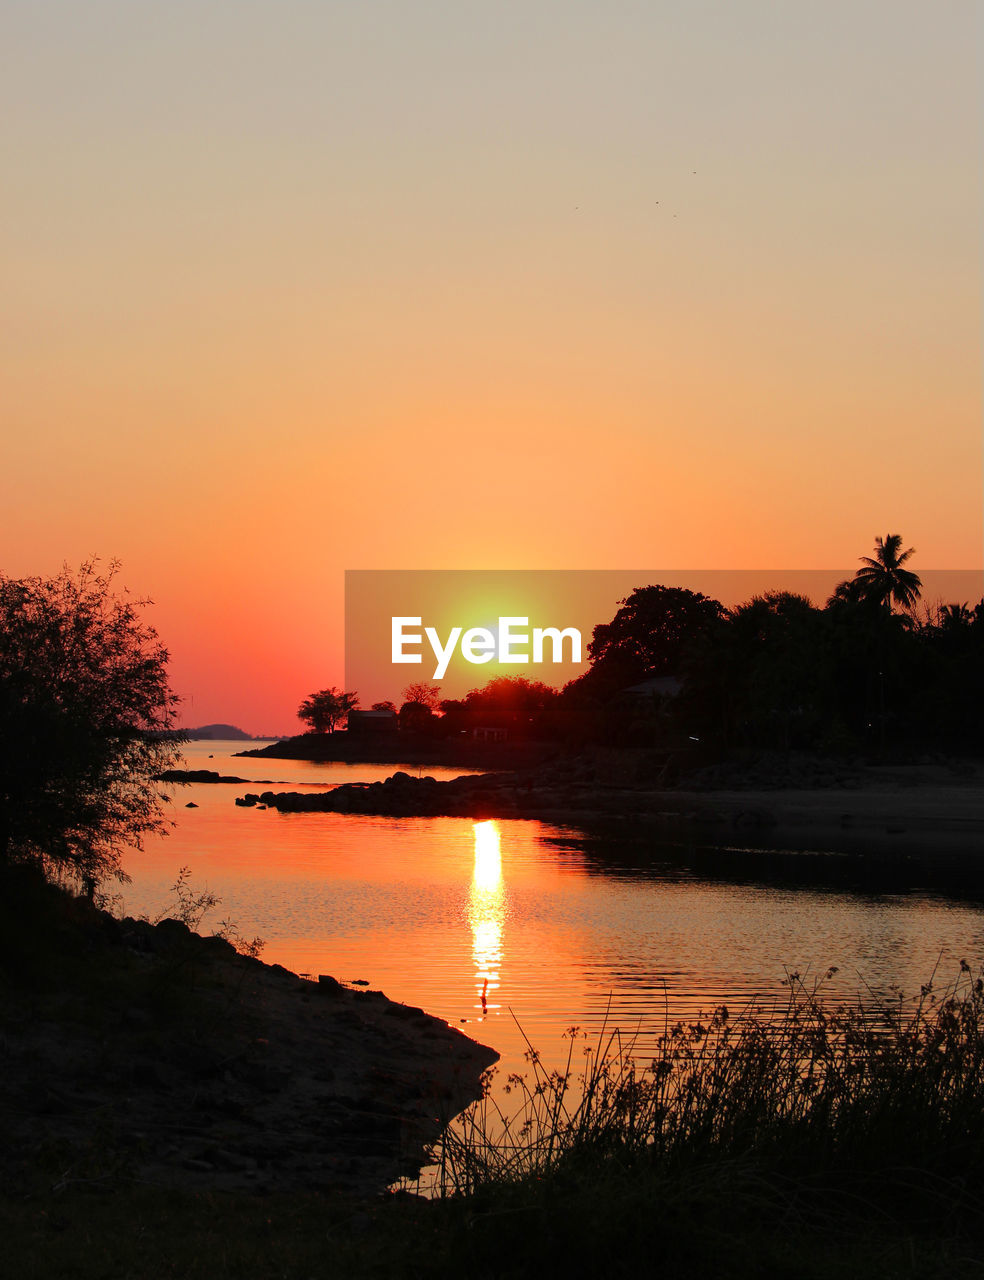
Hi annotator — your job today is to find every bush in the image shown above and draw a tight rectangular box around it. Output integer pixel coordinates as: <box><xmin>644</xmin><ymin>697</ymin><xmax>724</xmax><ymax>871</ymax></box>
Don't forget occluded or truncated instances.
<box><xmin>0</xmin><ymin>559</ymin><xmax>181</xmax><ymax>888</ymax></box>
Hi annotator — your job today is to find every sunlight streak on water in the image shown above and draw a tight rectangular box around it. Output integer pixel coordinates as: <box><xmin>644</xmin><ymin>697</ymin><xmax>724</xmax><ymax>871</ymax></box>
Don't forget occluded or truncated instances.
<box><xmin>472</xmin><ymin>820</ymin><xmax>502</xmax><ymax>893</ymax></box>
<box><xmin>469</xmin><ymin>821</ymin><xmax>504</xmax><ymax>1015</ymax></box>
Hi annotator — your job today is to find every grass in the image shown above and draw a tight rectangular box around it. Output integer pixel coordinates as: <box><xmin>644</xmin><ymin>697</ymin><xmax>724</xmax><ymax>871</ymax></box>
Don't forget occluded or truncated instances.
<box><xmin>436</xmin><ymin>962</ymin><xmax>984</xmax><ymax>1196</ymax></box>
<box><xmin>408</xmin><ymin>963</ymin><xmax>984</xmax><ymax>1276</ymax></box>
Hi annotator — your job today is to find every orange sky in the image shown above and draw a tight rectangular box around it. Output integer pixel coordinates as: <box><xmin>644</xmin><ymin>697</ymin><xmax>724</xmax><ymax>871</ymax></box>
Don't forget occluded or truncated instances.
<box><xmin>2</xmin><ymin>2</ymin><xmax>980</xmax><ymax>732</ymax></box>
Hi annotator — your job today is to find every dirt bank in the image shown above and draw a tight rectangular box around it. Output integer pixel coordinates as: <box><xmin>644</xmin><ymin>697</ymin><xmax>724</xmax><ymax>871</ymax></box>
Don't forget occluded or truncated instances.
<box><xmin>0</xmin><ymin>881</ymin><xmax>496</xmax><ymax>1199</ymax></box>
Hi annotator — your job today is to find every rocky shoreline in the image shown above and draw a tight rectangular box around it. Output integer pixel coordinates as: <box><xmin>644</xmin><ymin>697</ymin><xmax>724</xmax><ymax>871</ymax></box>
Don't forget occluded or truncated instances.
<box><xmin>231</xmin><ymin>756</ymin><xmax>984</xmax><ymax>854</ymax></box>
<box><xmin>235</xmin><ymin>732</ymin><xmax>555</xmax><ymax>770</ymax></box>
<box><xmin>159</xmin><ymin>768</ymin><xmax>273</xmax><ymax>784</ymax></box>
<box><xmin>2</xmin><ymin>890</ymin><xmax>497</xmax><ymax>1199</ymax></box>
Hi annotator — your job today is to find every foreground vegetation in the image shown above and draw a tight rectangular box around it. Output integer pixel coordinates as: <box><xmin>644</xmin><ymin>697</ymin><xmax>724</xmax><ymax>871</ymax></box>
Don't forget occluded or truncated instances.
<box><xmin>439</xmin><ymin>965</ymin><xmax>984</xmax><ymax>1194</ymax></box>
<box><xmin>7</xmin><ymin>928</ymin><xmax>984</xmax><ymax>1278</ymax></box>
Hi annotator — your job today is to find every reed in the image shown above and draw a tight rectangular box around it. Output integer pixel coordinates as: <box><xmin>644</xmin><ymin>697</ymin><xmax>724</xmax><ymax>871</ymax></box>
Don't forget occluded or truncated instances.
<box><xmin>434</xmin><ymin>962</ymin><xmax>984</xmax><ymax>1200</ymax></box>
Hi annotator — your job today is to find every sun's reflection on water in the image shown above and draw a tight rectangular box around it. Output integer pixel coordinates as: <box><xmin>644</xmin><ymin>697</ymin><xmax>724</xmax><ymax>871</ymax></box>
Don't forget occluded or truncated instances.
<box><xmin>469</xmin><ymin>820</ymin><xmax>504</xmax><ymax>1017</ymax></box>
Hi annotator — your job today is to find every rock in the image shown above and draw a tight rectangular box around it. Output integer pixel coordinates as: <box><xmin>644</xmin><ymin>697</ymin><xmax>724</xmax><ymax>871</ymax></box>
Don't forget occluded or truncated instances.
<box><xmin>201</xmin><ymin>934</ymin><xmax>236</xmax><ymax>957</ymax></box>
<box><xmin>158</xmin><ymin>769</ymin><xmax>251</xmax><ymax>784</ymax></box>
<box><xmin>156</xmin><ymin>917</ymin><xmax>192</xmax><ymax>938</ymax></box>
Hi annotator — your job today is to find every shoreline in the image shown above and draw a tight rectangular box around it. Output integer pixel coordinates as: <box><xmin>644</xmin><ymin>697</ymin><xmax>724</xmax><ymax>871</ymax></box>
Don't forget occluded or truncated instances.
<box><xmin>235</xmin><ymin>732</ymin><xmax>556</xmax><ymax>770</ymax></box>
<box><xmin>231</xmin><ymin>758</ymin><xmax>984</xmax><ymax>856</ymax></box>
<box><xmin>1</xmin><ymin>884</ymin><xmax>497</xmax><ymax>1199</ymax></box>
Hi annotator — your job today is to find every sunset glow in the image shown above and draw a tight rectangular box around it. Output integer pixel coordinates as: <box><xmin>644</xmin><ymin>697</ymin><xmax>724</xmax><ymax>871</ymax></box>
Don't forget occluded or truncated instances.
<box><xmin>6</xmin><ymin>7</ymin><xmax>984</xmax><ymax>1259</ymax></box>
<box><xmin>1</xmin><ymin>2</ymin><xmax>979</xmax><ymax>730</ymax></box>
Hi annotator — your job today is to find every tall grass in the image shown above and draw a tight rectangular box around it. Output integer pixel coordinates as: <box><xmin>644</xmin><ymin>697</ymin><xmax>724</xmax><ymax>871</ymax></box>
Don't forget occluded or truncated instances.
<box><xmin>435</xmin><ymin>962</ymin><xmax>984</xmax><ymax>1199</ymax></box>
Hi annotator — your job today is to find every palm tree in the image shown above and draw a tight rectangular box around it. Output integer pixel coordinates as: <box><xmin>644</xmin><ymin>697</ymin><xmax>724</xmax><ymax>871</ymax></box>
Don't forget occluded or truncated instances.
<box><xmin>938</xmin><ymin>602</ymin><xmax>973</xmax><ymax>631</ymax></box>
<box><xmin>851</xmin><ymin>534</ymin><xmax>922</xmax><ymax>613</ymax></box>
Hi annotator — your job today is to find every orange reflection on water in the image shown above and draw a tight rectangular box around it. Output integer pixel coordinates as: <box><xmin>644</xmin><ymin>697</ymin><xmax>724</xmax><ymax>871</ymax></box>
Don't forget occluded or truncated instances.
<box><xmin>469</xmin><ymin>820</ymin><xmax>504</xmax><ymax>1017</ymax></box>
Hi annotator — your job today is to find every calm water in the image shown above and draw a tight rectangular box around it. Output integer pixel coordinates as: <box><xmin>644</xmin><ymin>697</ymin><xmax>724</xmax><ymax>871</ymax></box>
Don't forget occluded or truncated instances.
<box><xmin>125</xmin><ymin>742</ymin><xmax>984</xmax><ymax>1085</ymax></box>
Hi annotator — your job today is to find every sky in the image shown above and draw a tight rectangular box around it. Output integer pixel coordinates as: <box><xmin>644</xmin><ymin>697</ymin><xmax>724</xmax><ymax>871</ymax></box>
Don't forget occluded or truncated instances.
<box><xmin>2</xmin><ymin>1</ymin><xmax>980</xmax><ymax>732</ymax></box>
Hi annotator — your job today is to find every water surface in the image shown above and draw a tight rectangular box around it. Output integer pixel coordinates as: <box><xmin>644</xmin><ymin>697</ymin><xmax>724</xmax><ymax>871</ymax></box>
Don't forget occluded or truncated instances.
<box><xmin>126</xmin><ymin>742</ymin><xmax>984</xmax><ymax>1083</ymax></box>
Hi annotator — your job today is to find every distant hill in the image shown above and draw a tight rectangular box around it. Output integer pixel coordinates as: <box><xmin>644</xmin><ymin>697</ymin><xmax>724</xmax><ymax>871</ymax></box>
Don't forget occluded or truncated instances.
<box><xmin>182</xmin><ymin>724</ymin><xmax>254</xmax><ymax>741</ymax></box>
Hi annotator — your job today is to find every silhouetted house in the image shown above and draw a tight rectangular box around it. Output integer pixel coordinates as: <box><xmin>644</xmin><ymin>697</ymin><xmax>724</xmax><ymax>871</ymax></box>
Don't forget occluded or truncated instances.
<box><xmin>620</xmin><ymin>676</ymin><xmax>683</xmax><ymax>701</ymax></box>
<box><xmin>472</xmin><ymin>726</ymin><xmax>507</xmax><ymax>743</ymax></box>
<box><xmin>347</xmin><ymin>709</ymin><xmax>399</xmax><ymax>737</ymax></box>
<box><xmin>615</xmin><ymin>675</ymin><xmax>685</xmax><ymax>746</ymax></box>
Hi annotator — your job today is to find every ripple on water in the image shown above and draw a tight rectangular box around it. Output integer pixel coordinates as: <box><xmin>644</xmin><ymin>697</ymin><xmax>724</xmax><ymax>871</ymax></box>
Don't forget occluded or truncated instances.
<box><xmin>129</xmin><ymin>744</ymin><xmax>984</xmax><ymax>1088</ymax></box>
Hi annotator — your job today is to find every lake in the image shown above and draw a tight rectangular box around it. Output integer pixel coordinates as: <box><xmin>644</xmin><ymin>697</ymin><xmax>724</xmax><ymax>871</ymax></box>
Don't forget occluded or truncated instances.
<box><xmin>125</xmin><ymin>741</ymin><xmax>984</xmax><ymax>1093</ymax></box>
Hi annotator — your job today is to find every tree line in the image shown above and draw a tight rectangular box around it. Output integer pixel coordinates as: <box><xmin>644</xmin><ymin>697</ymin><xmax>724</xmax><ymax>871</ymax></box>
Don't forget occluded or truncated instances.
<box><xmin>301</xmin><ymin>535</ymin><xmax>983</xmax><ymax>755</ymax></box>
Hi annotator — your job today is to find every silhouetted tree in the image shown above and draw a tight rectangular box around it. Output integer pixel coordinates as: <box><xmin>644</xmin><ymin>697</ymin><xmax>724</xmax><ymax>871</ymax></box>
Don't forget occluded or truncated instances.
<box><xmin>398</xmin><ymin>701</ymin><xmax>436</xmax><ymax>734</ymax></box>
<box><xmin>463</xmin><ymin>676</ymin><xmax>560</xmax><ymax>735</ymax></box>
<box><xmin>936</xmin><ymin>602</ymin><xmax>976</xmax><ymax>633</ymax></box>
<box><xmin>840</xmin><ymin>534</ymin><xmax>922</xmax><ymax>613</ymax></box>
<box><xmin>824</xmin><ymin>575</ymin><xmax>921</xmax><ymax>752</ymax></box>
<box><xmin>298</xmin><ymin>688</ymin><xmax>358</xmax><ymax>734</ymax></box>
<box><xmin>0</xmin><ymin>561</ymin><xmax>181</xmax><ymax>888</ymax></box>
<box><xmin>827</xmin><ymin>578</ymin><xmax>867</xmax><ymax>607</ymax></box>
<box><xmin>590</xmin><ymin>585</ymin><xmax>724</xmax><ymax>673</ymax></box>
<box><xmin>401</xmin><ymin>682</ymin><xmax>442</xmax><ymax>711</ymax></box>
<box><xmin>567</xmin><ymin>585</ymin><xmax>726</xmax><ymax>703</ymax></box>
<box><xmin>827</xmin><ymin>534</ymin><xmax>923</xmax><ymax>737</ymax></box>
<box><xmin>437</xmin><ymin>698</ymin><xmax>468</xmax><ymax>736</ymax></box>
<box><xmin>911</xmin><ymin>597</ymin><xmax>984</xmax><ymax>751</ymax></box>
<box><xmin>719</xmin><ymin>592</ymin><xmax>831</xmax><ymax>750</ymax></box>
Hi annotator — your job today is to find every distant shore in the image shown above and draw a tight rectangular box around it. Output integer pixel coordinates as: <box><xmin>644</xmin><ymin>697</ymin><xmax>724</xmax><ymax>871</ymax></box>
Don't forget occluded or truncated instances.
<box><xmin>235</xmin><ymin>731</ymin><xmax>556</xmax><ymax>770</ymax></box>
